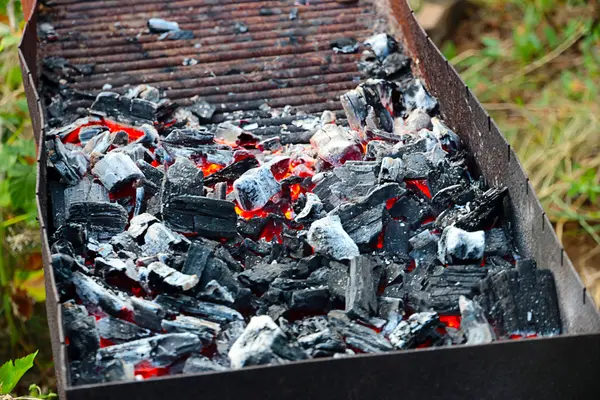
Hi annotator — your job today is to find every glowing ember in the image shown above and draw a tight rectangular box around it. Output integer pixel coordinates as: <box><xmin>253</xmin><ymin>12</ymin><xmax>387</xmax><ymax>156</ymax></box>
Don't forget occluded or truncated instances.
<box><xmin>100</xmin><ymin>337</ymin><xmax>115</xmax><ymax>348</ymax></box>
<box><xmin>61</xmin><ymin>119</ymin><xmax>145</xmax><ymax>144</ymax></box>
<box><xmin>385</xmin><ymin>197</ymin><xmax>399</xmax><ymax>210</ymax></box>
<box><xmin>439</xmin><ymin>315</ymin><xmax>461</xmax><ymax>329</ymax></box>
<box><xmin>259</xmin><ymin>219</ymin><xmax>284</xmax><ymax>244</ymax></box>
<box><xmin>134</xmin><ymin>361</ymin><xmax>169</xmax><ymax>379</ymax></box>
<box><xmin>201</xmin><ymin>163</ymin><xmax>224</xmax><ymax>176</ymax></box>
<box><xmin>235</xmin><ymin>204</ymin><xmax>270</xmax><ymax>220</ymax></box>
<box><xmin>290</xmin><ymin>183</ymin><xmax>303</xmax><ymax>201</ymax></box>
<box><xmin>405</xmin><ymin>179</ymin><xmax>431</xmax><ymax>198</ymax></box>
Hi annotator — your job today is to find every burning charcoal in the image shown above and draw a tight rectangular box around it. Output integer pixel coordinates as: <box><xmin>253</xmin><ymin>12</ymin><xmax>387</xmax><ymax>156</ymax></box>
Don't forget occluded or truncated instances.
<box><xmin>307</xmin><ymin>215</ymin><xmax>359</xmax><ymax>261</ymax></box>
<box><xmin>162</xmin><ymin>315</ymin><xmax>220</xmax><ymax>344</ymax></box>
<box><xmin>312</xmin><ymin>172</ymin><xmax>343</xmax><ymax>211</ymax></box>
<box><xmin>233</xmin><ymin>166</ymin><xmax>280</xmax><ymax>211</ymax></box>
<box><xmin>228</xmin><ymin>315</ymin><xmax>308</xmax><ymax>368</ymax></box>
<box><xmin>432</xmin><ymin>117</ymin><xmax>461</xmax><ymax>152</ymax></box>
<box><xmin>436</xmin><ymin>187</ymin><xmax>508</xmax><ymax>231</ymax></box>
<box><xmin>391</xmin><ymin>137</ymin><xmax>428</xmax><ymax>158</ymax></box>
<box><xmin>162</xmin><ymin>157</ymin><xmax>204</xmax><ymax>199</ymax></box>
<box><xmin>421</xmin><ymin>265</ymin><xmax>488</xmax><ymax>314</ymax></box>
<box><xmin>136</xmin><ymin>159</ymin><xmax>164</xmax><ymax>193</ymax></box>
<box><xmin>258</xmin><ymin>136</ymin><xmax>282</xmax><ymax>152</ymax></box>
<box><xmin>62</xmin><ymin>301</ymin><xmax>100</xmax><ymax>361</ymax></box>
<box><xmin>389</xmin><ymin>312</ymin><xmax>441</xmax><ymax>349</ymax></box>
<box><xmin>71</xmin><ymin>271</ymin><xmax>132</xmax><ymax>317</ymax></box>
<box><xmin>204</xmin><ymin>157</ymin><xmax>258</xmax><ymax>186</ymax></box>
<box><xmin>383</xmin><ymin>219</ymin><xmax>410</xmax><ymax>257</ymax></box>
<box><xmin>95</xmin><ymin>257</ymin><xmax>138</xmax><ymax>282</ymax></box>
<box><xmin>403</xmin><ymin>79</ymin><xmax>438</xmax><ymax>114</ymax></box>
<box><xmin>183</xmin><ymin>355</ymin><xmax>226</xmax><ymax>373</ymax></box>
<box><xmin>110</xmin><ymin>232</ymin><xmax>141</xmax><ymax>254</ymax></box>
<box><xmin>215</xmin><ymin>121</ymin><xmax>245</xmax><ymax>143</ymax></box>
<box><xmin>365</xmin><ymin>140</ymin><xmax>394</xmax><ymax>160</ymax></box>
<box><xmin>294</xmin><ymin>193</ymin><xmax>325</xmax><ymax>223</ymax></box>
<box><xmin>484</xmin><ymin>228</ymin><xmax>512</xmax><ymax>257</ymax></box>
<box><xmin>379</xmin><ymin>157</ymin><xmax>405</xmax><ymax>183</ymax></box>
<box><xmin>340</xmin><ymin>82</ymin><xmax>396</xmax><ymax>135</ymax></box>
<box><xmin>98</xmin><ymin>333</ymin><xmax>201</xmax><ymax>367</ymax></box>
<box><xmin>310</xmin><ymin>124</ymin><xmax>362</xmax><ymax>167</ymax></box>
<box><xmin>141</xmin><ymin>223</ymin><xmax>188</xmax><ymax>255</ymax></box>
<box><xmin>328</xmin><ymin>310</ymin><xmax>393</xmax><ymax>353</ymax></box>
<box><xmin>131</xmin><ymin>296</ymin><xmax>166</xmax><ymax>331</ymax></box>
<box><xmin>402</xmin><ymin>152</ymin><xmax>432</xmax><ymax>179</ymax></box>
<box><xmin>128</xmin><ymin>213</ymin><xmax>159</xmax><ymax>240</ymax></box>
<box><xmin>297</xmin><ymin>329</ymin><xmax>346</xmax><ymax>358</ymax></box>
<box><xmin>438</xmin><ymin>226</ymin><xmax>485</xmax><ymax>265</ymax></box>
<box><xmin>163</xmin><ymin>128</ymin><xmax>214</xmax><ymax>147</ymax></box>
<box><xmin>287</xmin><ymin>286</ymin><xmax>330</xmax><ymax>313</ymax></box>
<box><xmin>188</xmin><ymin>98</ymin><xmax>217</xmax><ymax>122</ymax></box>
<box><xmin>382</xmin><ymin>52</ymin><xmax>411</xmax><ymax>78</ymax></box>
<box><xmin>478</xmin><ymin>259</ymin><xmax>561</xmax><ymax>336</ymax></box>
<box><xmin>78</xmin><ymin>125</ymin><xmax>107</xmax><ymax>145</ymax></box>
<box><xmin>332</xmin><ymin>183</ymin><xmax>405</xmax><ymax>245</ymax></box>
<box><xmin>178</xmin><ymin>298</ymin><xmax>243</xmax><ymax>324</ymax></box>
<box><xmin>146</xmin><ymin>261</ymin><xmax>199</xmax><ymax>293</ymax></box>
<box><xmin>197</xmin><ymin>279</ymin><xmax>235</xmax><ymax>305</ymax></box>
<box><xmin>459</xmin><ymin>296</ymin><xmax>496</xmax><ymax>345</ymax></box>
<box><xmin>198</xmin><ymin>257</ymin><xmax>246</xmax><ymax>303</ymax></box>
<box><xmin>395</xmin><ymin>109</ymin><xmax>432</xmax><ymax>135</ymax></box>
<box><xmin>345</xmin><ymin>256</ymin><xmax>377</xmax><ymax>320</ymax></box>
<box><xmin>47</xmin><ymin>137</ymin><xmax>88</xmax><ymax>185</ymax></box>
<box><xmin>148</xmin><ymin>18</ymin><xmax>180</xmax><ymax>33</ymax></box>
<box><xmin>330</xmin><ymin>37</ymin><xmax>359</xmax><ymax>54</ymax></box>
<box><xmin>96</xmin><ymin>317</ymin><xmax>152</xmax><ymax>343</ymax></box>
<box><xmin>388</xmin><ymin>192</ymin><xmax>432</xmax><ymax>228</ymax></box>
<box><xmin>238</xmin><ymin>262</ymin><xmax>302</xmax><ymax>294</ymax></box>
<box><xmin>364</xmin><ymin>33</ymin><xmax>397</xmax><ymax>60</ymax></box>
<box><xmin>92</xmin><ymin>152</ymin><xmax>144</xmax><ymax>192</ymax></box>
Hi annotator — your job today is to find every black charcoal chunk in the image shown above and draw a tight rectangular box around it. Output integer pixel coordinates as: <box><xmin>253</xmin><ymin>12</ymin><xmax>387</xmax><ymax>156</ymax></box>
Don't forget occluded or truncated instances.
<box><xmin>47</xmin><ymin>137</ymin><xmax>87</xmax><ymax>185</ymax></box>
<box><xmin>110</xmin><ymin>232</ymin><xmax>141</xmax><ymax>254</ymax></box>
<box><xmin>95</xmin><ymin>257</ymin><xmax>138</xmax><ymax>282</ymax></box>
<box><xmin>365</xmin><ymin>140</ymin><xmax>394</xmax><ymax>161</ymax></box>
<box><xmin>52</xmin><ymin>253</ymin><xmax>77</xmax><ymax>298</ymax></box>
<box><xmin>146</xmin><ymin>261</ymin><xmax>199</xmax><ymax>293</ymax></box>
<box><xmin>478</xmin><ymin>259</ymin><xmax>561</xmax><ymax>336</ymax></box>
<box><xmin>402</xmin><ymin>152</ymin><xmax>432</xmax><ymax>179</ymax></box>
<box><xmin>330</xmin><ymin>37</ymin><xmax>359</xmax><ymax>54</ymax></box>
<box><xmin>294</xmin><ymin>193</ymin><xmax>325</xmax><ymax>223</ymax></box>
<box><xmin>183</xmin><ymin>355</ymin><xmax>226</xmax><ymax>373</ymax></box>
<box><xmin>421</xmin><ymin>265</ymin><xmax>488</xmax><ymax>314</ymax></box>
<box><xmin>72</xmin><ymin>271</ymin><xmax>132</xmax><ymax>317</ymax></box>
<box><xmin>436</xmin><ymin>187</ymin><xmax>508</xmax><ymax>231</ymax></box>
<box><xmin>136</xmin><ymin>159</ymin><xmax>164</xmax><ymax>195</ymax></box>
<box><xmin>92</xmin><ymin>152</ymin><xmax>144</xmax><ymax>192</ymax></box>
<box><xmin>162</xmin><ymin>315</ymin><xmax>220</xmax><ymax>344</ymax></box>
<box><xmin>345</xmin><ymin>256</ymin><xmax>377</xmax><ymax>320</ymax></box>
<box><xmin>333</xmin><ymin>161</ymin><xmax>380</xmax><ymax>201</ymax></box>
<box><xmin>328</xmin><ymin>310</ymin><xmax>393</xmax><ymax>353</ymax></box>
<box><xmin>382</xmin><ymin>52</ymin><xmax>411</xmax><ymax>78</ymax></box>
<box><xmin>62</xmin><ymin>301</ymin><xmax>100</xmax><ymax>361</ymax></box>
<box><xmin>378</xmin><ymin>297</ymin><xmax>403</xmax><ymax>335</ymax></box>
<box><xmin>163</xmin><ymin>128</ymin><xmax>214</xmax><ymax>147</ymax></box>
<box><xmin>67</xmin><ymin>202</ymin><xmax>128</xmax><ymax>241</ymax></box>
<box><xmin>459</xmin><ymin>296</ymin><xmax>495</xmax><ymax>345</ymax></box>
<box><xmin>389</xmin><ymin>192</ymin><xmax>432</xmax><ymax>228</ymax></box>
<box><xmin>96</xmin><ymin>317</ymin><xmax>152</xmax><ymax>343</ymax></box>
<box><xmin>409</xmin><ymin>229</ymin><xmax>440</xmax><ymax>267</ymax></box>
<box><xmin>148</xmin><ymin>18</ymin><xmax>180</xmax><ymax>33</ymax></box>
<box><xmin>70</xmin><ymin>359</ymin><xmax>134</xmax><ymax>386</ymax></box>
<box><xmin>287</xmin><ymin>286</ymin><xmax>330</xmax><ymax>313</ymax></box>
<box><xmin>98</xmin><ymin>333</ymin><xmax>201</xmax><ymax>367</ymax></box>
<box><xmin>430</xmin><ymin>184</ymin><xmax>475</xmax><ymax>213</ymax></box>
<box><xmin>228</xmin><ymin>316</ymin><xmax>308</xmax><ymax>368</ymax></box>
<box><xmin>163</xmin><ymin>195</ymin><xmax>237</xmax><ymax>239</ymax></box>
<box><xmin>332</xmin><ymin>183</ymin><xmax>405</xmax><ymax>245</ymax></box>
<box><xmin>181</xmin><ymin>240</ymin><xmax>215</xmax><ymax>277</ymax></box>
<box><xmin>438</xmin><ymin>226</ymin><xmax>485</xmax><ymax>265</ymax></box>
<box><xmin>312</xmin><ymin>172</ymin><xmax>343</xmax><ymax>211</ymax></box>
<box><xmin>238</xmin><ymin>262</ymin><xmax>302</xmax><ymax>294</ymax></box>
<box><xmin>188</xmin><ymin>98</ymin><xmax>217</xmax><ymax>121</ymax></box>
<box><xmin>310</xmin><ymin>124</ymin><xmax>362</xmax><ymax>167</ymax></box>
<box><xmin>379</xmin><ymin>157</ymin><xmax>405</xmax><ymax>183</ymax></box>
<box><xmin>233</xmin><ymin>166</ymin><xmax>280</xmax><ymax>211</ymax></box>
<box><xmin>180</xmin><ymin>297</ymin><xmax>244</xmax><ymax>324</ymax></box>
<box><xmin>306</xmin><ymin>215</ymin><xmax>359</xmax><ymax>261</ymax></box>
<box><xmin>164</xmin><ymin>29</ymin><xmax>194</xmax><ymax>40</ymax></box>
<box><xmin>389</xmin><ymin>312</ymin><xmax>440</xmax><ymax>349</ymax></box>
<box><xmin>197</xmin><ymin>279</ymin><xmax>235</xmax><ymax>305</ymax></box>
<box><xmin>163</xmin><ymin>157</ymin><xmax>203</xmax><ymax>199</ymax></box>
<box><xmin>131</xmin><ymin>296</ymin><xmax>166</xmax><ymax>331</ymax></box>
<box><xmin>484</xmin><ymin>228</ymin><xmax>512</xmax><ymax>257</ymax></box>
<box><xmin>383</xmin><ymin>219</ymin><xmax>410</xmax><ymax>257</ymax></box>
<box><xmin>297</xmin><ymin>328</ymin><xmax>346</xmax><ymax>358</ymax></box>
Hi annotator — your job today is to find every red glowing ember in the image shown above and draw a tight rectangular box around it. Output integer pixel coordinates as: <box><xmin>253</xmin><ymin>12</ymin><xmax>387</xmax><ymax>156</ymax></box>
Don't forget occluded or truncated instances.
<box><xmin>439</xmin><ymin>315</ymin><xmax>461</xmax><ymax>329</ymax></box>
<box><xmin>405</xmin><ymin>179</ymin><xmax>431</xmax><ymax>198</ymax></box>
<box><xmin>62</xmin><ymin>119</ymin><xmax>145</xmax><ymax>145</ymax></box>
<box><xmin>260</xmin><ymin>219</ymin><xmax>284</xmax><ymax>244</ymax></box>
<box><xmin>235</xmin><ymin>204</ymin><xmax>270</xmax><ymax>220</ymax></box>
<box><xmin>134</xmin><ymin>361</ymin><xmax>169</xmax><ymax>379</ymax></box>
<box><xmin>100</xmin><ymin>337</ymin><xmax>115</xmax><ymax>348</ymax></box>
<box><xmin>201</xmin><ymin>163</ymin><xmax>224</xmax><ymax>176</ymax></box>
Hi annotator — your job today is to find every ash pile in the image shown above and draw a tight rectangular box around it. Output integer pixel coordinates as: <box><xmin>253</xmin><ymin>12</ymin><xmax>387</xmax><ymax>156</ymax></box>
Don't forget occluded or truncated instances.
<box><xmin>44</xmin><ymin>33</ymin><xmax>561</xmax><ymax>385</ymax></box>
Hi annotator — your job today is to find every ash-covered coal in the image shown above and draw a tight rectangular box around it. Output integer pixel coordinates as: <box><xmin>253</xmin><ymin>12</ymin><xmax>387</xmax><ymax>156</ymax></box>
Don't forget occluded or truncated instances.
<box><xmin>43</xmin><ymin>29</ymin><xmax>561</xmax><ymax>386</ymax></box>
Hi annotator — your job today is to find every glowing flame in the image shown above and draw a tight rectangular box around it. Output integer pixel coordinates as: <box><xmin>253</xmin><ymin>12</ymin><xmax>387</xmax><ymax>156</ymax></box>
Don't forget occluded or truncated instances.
<box><xmin>134</xmin><ymin>361</ymin><xmax>169</xmax><ymax>379</ymax></box>
<box><xmin>259</xmin><ymin>219</ymin><xmax>283</xmax><ymax>244</ymax></box>
<box><xmin>439</xmin><ymin>315</ymin><xmax>461</xmax><ymax>329</ymax></box>
<box><xmin>235</xmin><ymin>204</ymin><xmax>270</xmax><ymax>220</ymax></box>
<box><xmin>201</xmin><ymin>163</ymin><xmax>224</xmax><ymax>176</ymax></box>
<box><xmin>405</xmin><ymin>179</ymin><xmax>432</xmax><ymax>198</ymax></box>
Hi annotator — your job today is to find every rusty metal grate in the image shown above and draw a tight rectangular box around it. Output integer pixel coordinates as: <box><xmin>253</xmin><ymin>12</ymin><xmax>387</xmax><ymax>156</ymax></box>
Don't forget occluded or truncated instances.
<box><xmin>40</xmin><ymin>0</ymin><xmax>379</xmax><ymax>120</ymax></box>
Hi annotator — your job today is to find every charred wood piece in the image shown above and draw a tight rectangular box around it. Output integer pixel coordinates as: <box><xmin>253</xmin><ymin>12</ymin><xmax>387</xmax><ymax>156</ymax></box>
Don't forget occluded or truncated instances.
<box><xmin>345</xmin><ymin>256</ymin><xmax>377</xmax><ymax>320</ymax></box>
<box><xmin>92</xmin><ymin>152</ymin><xmax>144</xmax><ymax>192</ymax></box>
<box><xmin>438</xmin><ymin>226</ymin><xmax>485</xmax><ymax>265</ymax></box>
<box><xmin>96</xmin><ymin>317</ymin><xmax>152</xmax><ymax>343</ymax></box>
<box><xmin>233</xmin><ymin>166</ymin><xmax>280</xmax><ymax>211</ymax></box>
<box><xmin>62</xmin><ymin>301</ymin><xmax>100</xmax><ymax>361</ymax></box>
<box><xmin>389</xmin><ymin>312</ymin><xmax>441</xmax><ymax>349</ymax></box>
<box><xmin>310</xmin><ymin>124</ymin><xmax>362</xmax><ymax>167</ymax></box>
<box><xmin>306</xmin><ymin>215</ymin><xmax>359</xmax><ymax>261</ymax></box>
<box><xmin>162</xmin><ymin>315</ymin><xmax>220</xmax><ymax>345</ymax></box>
<box><xmin>459</xmin><ymin>296</ymin><xmax>496</xmax><ymax>345</ymax></box>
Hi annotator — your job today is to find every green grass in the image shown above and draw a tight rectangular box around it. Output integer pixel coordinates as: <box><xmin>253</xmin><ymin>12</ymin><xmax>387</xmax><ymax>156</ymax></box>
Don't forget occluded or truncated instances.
<box><xmin>442</xmin><ymin>0</ymin><xmax>600</xmax><ymax>301</ymax></box>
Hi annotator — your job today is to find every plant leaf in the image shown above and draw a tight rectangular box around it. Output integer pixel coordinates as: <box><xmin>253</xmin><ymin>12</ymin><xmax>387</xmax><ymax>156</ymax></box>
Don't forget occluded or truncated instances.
<box><xmin>0</xmin><ymin>350</ymin><xmax>38</xmax><ymax>394</ymax></box>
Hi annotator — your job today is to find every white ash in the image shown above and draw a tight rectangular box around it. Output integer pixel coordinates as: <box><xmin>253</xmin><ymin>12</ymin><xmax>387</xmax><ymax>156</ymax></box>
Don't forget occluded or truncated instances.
<box><xmin>228</xmin><ymin>315</ymin><xmax>308</xmax><ymax>369</ymax></box>
<box><xmin>295</xmin><ymin>193</ymin><xmax>325</xmax><ymax>223</ymax></box>
<box><xmin>394</xmin><ymin>109</ymin><xmax>432</xmax><ymax>135</ymax></box>
<box><xmin>127</xmin><ymin>213</ymin><xmax>159</xmax><ymax>239</ymax></box>
<box><xmin>310</xmin><ymin>124</ymin><xmax>362</xmax><ymax>167</ymax></box>
<box><xmin>364</xmin><ymin>33</ymin><xmax>393</xmax><ymax>60</ymax></box>
<box><xmin>233</xmin><ymin>165</ymin><xmax>281</xmax><ymax>211</ymax></box>
<box><xmin>306</xmin><ymin>214</ymin><xmax>359</xmax><ymax>261</ymax></box>
<box><xmin>147</xmin><ymin>261</ymin><xmax>199</xmax><ymax>292</ymax></box>
<box><xmin>459</xmin><ymin>296</ymin><xmax>496</xmax><ymax>345</ymax></box>
<box><xmin>438</xmin><ymin>226</ymin><xmax>485</xmax><ymax>264</ymax></box>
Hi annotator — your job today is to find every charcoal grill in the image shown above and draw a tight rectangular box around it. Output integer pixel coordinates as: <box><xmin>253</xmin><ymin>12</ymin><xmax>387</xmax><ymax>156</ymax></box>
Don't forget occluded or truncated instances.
<box><xmin>19</xmin><ymin>0</ymin><xmax>600</xmax><ymax>399</ymax></box>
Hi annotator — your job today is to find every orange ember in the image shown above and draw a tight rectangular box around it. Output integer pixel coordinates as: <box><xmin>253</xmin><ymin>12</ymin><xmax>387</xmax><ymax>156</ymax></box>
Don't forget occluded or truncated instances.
<box><xmin>260</xmin><ymin>219</ymin><xmax>284</xmax><ymax>244</ymax></box>
<box><xmin>405</xmin><ymin>179</ymin><xmax>431</xmax><ymax>198</ymax></box>
<box><xmin>62</xmin><ymin>119</ymin><xmax>145</xmax><ymax>144</ymax></box>
<box><xmin>235</xmin><ymin>204</ymin><xmax>270</xmax><ymax>220</ymax></box>
<box><xmin>439</xmin><ymin>315</ymin><xmax>461</xmax><ymax>329</ymax></box>
<box><xmin>290</xmin><ymin>183</ymin><xmax>303</xmax><ymax>201</ymax></box>
<box><xmin>134</xmin><ymin>361</ymin><xmax>169</xmax><ymax>379</ymax></box>
<box><xmin>376</xmin><ymin>230</ymin><xmax>385</xmax><ymax>249</ymax></box>
<box><xmin>201</xmin><ymin>163</ymin><xmax>224</xmax><ymax>176</ymax></box>
<box><xmin>385</xmin><ymin>197</ymin><xmax>399</xmax><ymax>210</ymax></box>
<box><xmin>284</xmin><ymin>209</ymin><xmax>294</xmax><ymax>220</ymax></box>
